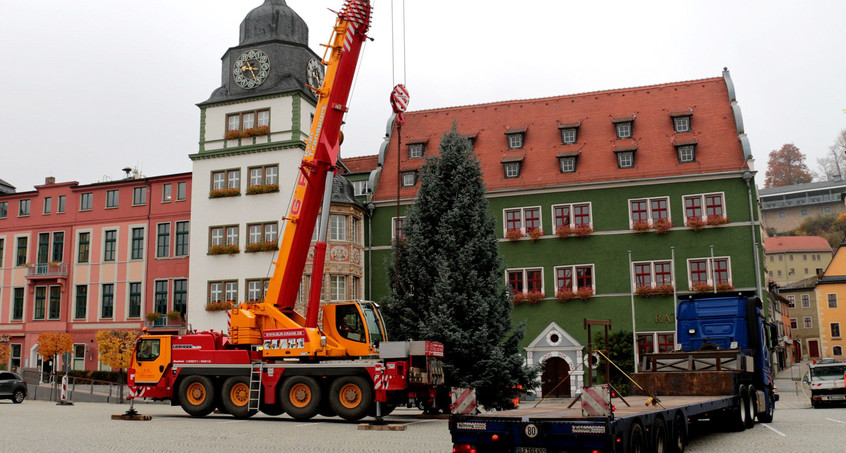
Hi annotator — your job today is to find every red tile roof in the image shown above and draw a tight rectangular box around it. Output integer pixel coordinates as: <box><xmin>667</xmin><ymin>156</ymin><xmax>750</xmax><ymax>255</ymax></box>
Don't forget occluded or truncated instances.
<box><xmin>340</xmin><ymin>154</ymin><xmax>378</xmax><ymax>174</ymax></box>
<box><xmin>764</xmin><ymin>236</ymin><xmax>832</xmax><ymax>253</ymax></box>
<box><xmin>372</xmin><ymin>75</ymin><xmax>749</xmax><ymax>202</ymax></box>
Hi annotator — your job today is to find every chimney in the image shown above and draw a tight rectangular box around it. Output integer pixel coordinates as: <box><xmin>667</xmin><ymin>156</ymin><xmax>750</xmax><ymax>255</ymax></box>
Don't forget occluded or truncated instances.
<box><xmin>45</xmin><ymin>176</ymin><xmax>56</xmax><ymax>185</ymax></box>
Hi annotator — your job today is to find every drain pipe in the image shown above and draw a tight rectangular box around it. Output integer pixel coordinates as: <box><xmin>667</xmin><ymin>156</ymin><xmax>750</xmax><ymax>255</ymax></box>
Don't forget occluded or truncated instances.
<box><xmin>743</xmin><ymin>171</ymin><xmax>764</xmax><ymax>298</ymax></box>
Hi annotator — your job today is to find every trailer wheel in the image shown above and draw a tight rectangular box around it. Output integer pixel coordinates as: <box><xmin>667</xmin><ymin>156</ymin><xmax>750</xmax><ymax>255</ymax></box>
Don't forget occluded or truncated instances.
<box><xmin>758</xmin><ymin>387</ymin><xmax>775</xmax><ymax>422</ymax></box>
<box><xmin>179</xmin><ymin>375</ymin><xmax>216</xmax><ymax>417</ymax></box>
<box><xmin>629</xmin><ymin>422</ymin><xmax>645</xmax><ymax>453</ymax></box>
<box><xmin>329</xmin><ymin>376</ymin><xmax>373</xmax><ymax>421</ymax></box>
<box><xmin>670</xmin><ymin>412</ymin><xmax>686</xmax><ymax>453</ymax></box>
<box><xmin>745</xmin><ymin>385</ymin><xmax>757</xmax><ymax>428</ymax></box>
<box><xmin>652</xmin><ymin>417</ymin><xmax>668</xmax><ymax>453</ymax></box>
<box><xmin>221</xmin><ymin>376</ymin><xmax>257</xmax><ymax>419</ymax></box>
<box><xmin>280</xmin><ymin>376</ymin><xmax>322</xmax><ymax>421</ymax></box>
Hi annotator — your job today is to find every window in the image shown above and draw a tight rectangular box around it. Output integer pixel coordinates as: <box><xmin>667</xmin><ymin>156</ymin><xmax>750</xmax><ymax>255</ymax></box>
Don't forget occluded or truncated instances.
<box><xmin>162</xmin><ymin>184</ymin><xmax>172</xmax><ymax>203</ymax></box>
<box><xmin>617</xmin><ymin>151</ymin><xmax>634</xmax><ymax>168</ymax></box>
<box><xmin>130</xmin><ymin>228</ymin><xmax>144</xmax><ymax>260</ymax></box>
<box><xmin>248</xmin><ymin>165</ymin><xmax>279</xmax><ymax>187</ymax></box>
<box><xmin>330</xmin><ymin>215</ymin><xmax>347</xmax><ymax>241</ymax></box>
<box><xmin>684</xmin><ymin>193</ymin><xmax>725</xmax><ymax>223</ymax></box>
<box><xmin>0</xmin><ymin>201</ymin><xmax>6</xmax><ymax>218</ymax></box>
<box><xmin>247</xmin><ymin>279</ymin><xmax>269</xmax><ymax>302</ymax></box>
<box><xmin>616</xmin><ymin>122</ymin><xmax>632</xmax><ymax>139</ymax></box>
<box><xmin>633</xmin><ymin>261</ymin><xmax>673</xmax><ymax>288</ymax></box>
<box><xmin>132</xmin><ymin>187</ymin><xmax>146</xmax><ymax>205</ymax></box>
<box><xmin>804</xmin><ymin>317</ymin><xmax>813</xmax><ymax>328</ymax></box>
<box><xmin>34</xmin><ymin>286</ymin><xmax>46</xmax><ymax>320</ymax></box>
<box><xmin>392</xmin><ymin>217</ymin><xmax>406</xmax><ymax>241</ymax></box>
<box><xmin>787</xmin><ymin>295</ymin><xmax>795</xmax><ymax>308</ymax></box>
<box><xmin>12</xmin><ymin>288</ymin><xmax>24</xmax><ymax>321</ymax></box>
<box><xmin>154</xmin><ymin>280</ymin><xmax>169</xmax><ymax>316</ymax></box>
<box><xmin>401</xmin><ymin>171</ymin><xmax>417</xmax><ymax>187</ymax></box>
<box><xmin>211</xmin><ymin>169</ymin><xmax>240</xmax><ymax>190</ymax></box>
<box><xmin>555</xmin><ymin>264</ymin><xmax>595</xmax><ymax>291</ymax></box>
<box><xmin>210</xmin><ymin>227</ymin><xmax>224</xmax><ymax>246</ymax></box>
<box><xmin>209</xmin><ymin>282</ymin><xmax>223</xmax><ymax>303</ymax></box>
<box><xmin>673</xmin><ymin>116</ymin><xmax>691</xmax><ymax>133</ymax></box>
<box><xmin>801</xmin><ymin>209</ymin><xmax>808</xmax><ymax>216</ymax></box>
<box><xmin>409</xmin><ymin>143</ymin><xmax>424</xmax><ymax>159</ymax></box>
<box><xmin>561</xmin><ymin>128</ymin><xmax>578</xmax><ymax>144</ymax></box>
<box><xmin>78</xmin><ymin>232</ymin><xmax>90</xmax><ymax>263</ymax></box>
<box><xmin>504</xmin><ymin>162</ymin><xmax>521</xmax><ymax>178</ymax></box>
<box><xmin>48</xmin><ymin>286</ymin><xmax>61</xmax><ymax>319</ymax></box>
<box><xmin>210</xmin><ymin>225</ymin><xmax>239</xmax><ymax>247</ymax></box>
<box><xmin>0</xmin><ymin>238</ymin><xmax>3</xmax><ymax>267</ymax></box>
<box><xmin>790</xmin><ymin>318</ymin><xmax>798</xmax><ymax>329</ymax></box>
<box><xmin>104</xmin><ymin>230</ymin><xmax>117</xmax><ymax>261</ymax></box>
<box><xmin>157</xmin><ymin>223</ymin><xmax>171</xmax><ymax>258</ymax></box>
<box><xmin>677</xmin><ymin>145</ymin><xmax>695</xmax><ymax>163</ymax></box>
<box><xmin>352</xmin><ymin>180</ymin><xmax>369</xmax><ymax>196</ymax></box>
<box><xmin>629</xmin><ymin>197</ymin><xmax>670</xmax><ymax>225</ymax></box>
<box><xmin>226</xmin><ymin>226</ymin><xmax>239</xmax><ymax>246</ymax></box>
<box><xmin>504</xmin><ymin>207</ymin><xmax>541</xmax><ymax>235</ymax></box>
<box><xmin>832</xmin><ymin>323</ymin><xmax>841</xmax><ymax>339</ymax></box>
<box><xmin>225</xmin><ymin>281</ymin><xmax>238</xmax><ymax>302</ymax></box>
<box><xmin>226</xmin><ymin>108</ymin><xmax>269</xmax><ymax>133</ymax></box>
<box><xmin>507</xmin><ymin>133</ymin><xmax>524</xmax><ymax>149</ymax></box>
<box><xmin>688</xmin><ymin>257</ymin><xmax>731</xmax><ymax>288</ymax></box>
<box><xmin>828</xmin><ymin>294</ymin><xmax>838</xmax><ymax>308</ymax></box>
<box><xmin>330</xmin><ymin>275</ymin><xmax>346</xmax><ymax>301</ymax></box>
<box><xmin>106</xmin><ymin>190</ymin><xmax>119</xmax><ymax>208</ymax></box>
<box><xmin>16</xmin><ymin>237</ymin><xmax>27</xmax><ymax>266</ymax></box>
<box><xmin>508</xmin><ymin>268</ymin><xmax>544</xmax><ymax>294</ymax></box>
<box><xmin>43</xmin><ymin>197</ymin><xmax>52</xmax><ymax>214</ymax></box>
<box><xmin>802</xmin><ymin>294</ymin><xmax>810</xmax><ymax>308</ymax></box>
<box><xmin>19</xmin><ymin>199</ymin><xmax>30</xmax><ymax>216</ymax></box>
<box><xmin>75</xmin><ymin>285</ymin><xmax>87</xmax><ymax>319</ymax></box>
<box><xmin>57</xmin><ymin>195</ymin><xmax>66</xmax><ymax>213</ymax></box>
<box><xmin>835</xmin><ymin>346</ymin><xmax>844</xmax><ymax>356</ymax></box>
<box><xmin>176</xmin><ymin>182</ymin><xmax>187</xmax><ymax>201</ymax></box>
<box><xmin>175</xmin><ymin>221</ymin><xmax>189</xmax><ymax>256</ymax></box>
<box><xmin>351</xmin><ymin>218</ymin><xmax>359</xmax><ymax>243</ymax></box>
<box><xmin>247</xmin><ymin>222</ymin><xmax>277</xmax><ymax>245</ymax></box>
<box><xmin>173</xmin><ymin>279</ymin><xmax>187</xmax><ymax>315</ymax></box>
<box><xmin>80</xmin><ymin>193</ymin><xmax>92</xmax><ymax>211</ymax></box>
<box><xmin>37</xmin><ymin>232</ymin><xmax>49</xmax><ymax>264</ymax></box>
<box><xmin>101</xmin><ymin>284</ymin><xmax>114</xmax><ymax>318</ymax></box>
<box><xmin>559</xmin><ymin>156</ymin><xmax>576</xmax><ymax>173</ymax></box>
<box><xmin>52</xmin><ymin>232</ymin><xmax>64</xmax><ymax>262</ymax></box>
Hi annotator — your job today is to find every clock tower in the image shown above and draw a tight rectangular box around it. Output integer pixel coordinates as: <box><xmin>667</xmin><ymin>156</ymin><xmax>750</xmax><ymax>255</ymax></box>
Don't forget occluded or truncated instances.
<box><xmin>188</xmin><ymin>0</ymin><xmax>323</xmax><ymax>331</ymax></box>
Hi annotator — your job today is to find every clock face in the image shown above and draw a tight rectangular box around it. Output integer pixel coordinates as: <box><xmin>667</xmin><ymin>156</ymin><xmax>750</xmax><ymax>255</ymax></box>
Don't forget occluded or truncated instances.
<box><xmin>233</xmin><ymin>49</ymin><xmax>270</xmax><ymax>89</ymax></box>
<box><xmin>306</xmin><ymin>58</ymin><xmax>324</xmax><ymax>96</ymax></box>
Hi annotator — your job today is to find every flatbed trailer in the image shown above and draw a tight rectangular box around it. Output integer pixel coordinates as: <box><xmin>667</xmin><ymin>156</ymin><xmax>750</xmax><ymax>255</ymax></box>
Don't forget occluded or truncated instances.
<box><xmin>450</xmin><ymin>394</ymin><xmax>737</xmax><ymax>453</ymax></box>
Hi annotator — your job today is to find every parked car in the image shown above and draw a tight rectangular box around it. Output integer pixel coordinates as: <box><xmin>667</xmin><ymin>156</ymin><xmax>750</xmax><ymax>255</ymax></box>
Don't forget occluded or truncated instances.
<box><xmin>0</xmin><ymin>371</ymin><xmax>27</xmax><ymax>403</ymax></box>
<box><xmin>805</xmin><ymin>360</ymin><xmax>846</xmax><ymax>408</ymax></box>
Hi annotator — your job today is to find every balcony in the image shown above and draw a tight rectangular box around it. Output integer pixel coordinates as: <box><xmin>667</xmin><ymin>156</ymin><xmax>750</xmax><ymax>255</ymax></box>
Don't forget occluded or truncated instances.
<box><xmin>25</xmin><ymin>262</ymin><xmax>68</xmax><ymax>279</ymax></box>
<box><xmin>761</xmin><ymin>193</ymin><xmax>841</xmax><ymax>210</ymax></box>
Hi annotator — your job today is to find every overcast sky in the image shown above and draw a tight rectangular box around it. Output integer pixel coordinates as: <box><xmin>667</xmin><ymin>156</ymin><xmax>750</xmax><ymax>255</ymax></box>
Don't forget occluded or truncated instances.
<box><xmin>2</xmin><ymin>0</ymin><xmax>845</xmax><ymax>191</ymax></box>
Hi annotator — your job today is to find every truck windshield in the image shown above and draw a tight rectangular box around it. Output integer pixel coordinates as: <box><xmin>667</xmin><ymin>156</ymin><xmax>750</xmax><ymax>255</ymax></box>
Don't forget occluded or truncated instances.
<box><xmin>136</xmin><ymin>338</ymin><xmax>160</xmax><ymax>361</ymax></box>
<box><xmin>360</xmin><ymin>302</ymin><xmax>386</xmax><ymax>344</ymax></box>
<box><xmin>812</xmin><ymin>365</ymin><xmax>846</xmax><ymax>379</ymax></box>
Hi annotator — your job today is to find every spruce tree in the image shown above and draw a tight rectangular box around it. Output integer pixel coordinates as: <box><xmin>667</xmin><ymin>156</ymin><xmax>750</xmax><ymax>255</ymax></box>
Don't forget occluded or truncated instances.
<box><xmin>384</xmin><ymin>123</ymin><xmax>534</xmax><ymax>409</ymax></box>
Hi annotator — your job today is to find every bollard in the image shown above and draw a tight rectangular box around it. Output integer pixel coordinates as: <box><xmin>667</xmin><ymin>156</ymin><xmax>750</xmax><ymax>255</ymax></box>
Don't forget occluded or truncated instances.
<box><xmin>57</xmin><ymin>374</ymin><xmax>74</xmax><ymax>406</ymax></box>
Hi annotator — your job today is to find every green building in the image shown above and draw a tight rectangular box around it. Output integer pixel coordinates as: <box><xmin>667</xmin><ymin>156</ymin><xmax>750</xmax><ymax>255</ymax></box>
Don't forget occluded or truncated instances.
<box><xmin>363</xmin><ymin>70</ymin><xmax>765</xmax><ymax>396</ymax></box>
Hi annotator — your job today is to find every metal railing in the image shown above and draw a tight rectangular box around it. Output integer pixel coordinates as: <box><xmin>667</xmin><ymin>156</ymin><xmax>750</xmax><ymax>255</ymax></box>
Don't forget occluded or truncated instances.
<box><xmin>761</xmin><ymin>193</ymin><xmax>840</xmax><ymax>210</ymax></box>
<box><xmin>22</xmin><ymin>369</ymin><xmax>126</xmax><ymax>404</ymax></box>
<box><xmin>25</xmin><ymin>262</ymin><xmax>69</xmax><ymax>277</ymax></box>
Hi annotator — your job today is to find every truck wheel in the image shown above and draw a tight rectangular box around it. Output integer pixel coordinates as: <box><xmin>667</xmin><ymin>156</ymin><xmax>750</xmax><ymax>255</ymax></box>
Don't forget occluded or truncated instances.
<box><xmin>260</xmin><ymin>401</ymin><xmax>285</xmax><ymax>416</ymax></box>
<box><xmin>628</xmin><ymin>423</ymin><xmax>645</xmax><ymax>453</ymax></box>
<box><xmin>329</xmin><ymin>376</ymin><xmax>373</xmax><ymax>421</ymax></box>
<box><xmin>744</xmin><ymin>385</ymin><xmax>756</xmax><ymax>428</ymax></box>
<box><xmin>670</xmin><ymin>412</ymin><xmax>686</xmax><ymax>453</ymax></box>
<box><xmin>179</xmin><ymin>375</ymin><xmax>216</xmax><ymax>417</ymax></box>
<box><xmin>221</xmin><ymin>376</ymin><xmax>258</xmax><ymax>419</ymax></box>
<box><xmin>280</xmin><ymin>376</ymin><xmax>322</xmax><ymax>421</ymax></box>
<box><xmin>652</xmin><ymin>417</ymin><xmax>668</xmax><ymax>453</ymax></box>
<box><xmin>758</xmin><ymin>388</ymin><xmax>775</xmax><ymax>422</ymax></box>
<box><xmin>727</xmin><ymin>385</ymin><xmax>748</xmax><ymax>432</ymax></box>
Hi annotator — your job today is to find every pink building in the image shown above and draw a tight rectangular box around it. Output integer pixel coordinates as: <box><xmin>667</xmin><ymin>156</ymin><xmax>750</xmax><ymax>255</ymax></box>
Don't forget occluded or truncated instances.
<box><xmin>0</xmin><ymin>173</ymin><xmax>191</xmax><ymax>373</ymax></box>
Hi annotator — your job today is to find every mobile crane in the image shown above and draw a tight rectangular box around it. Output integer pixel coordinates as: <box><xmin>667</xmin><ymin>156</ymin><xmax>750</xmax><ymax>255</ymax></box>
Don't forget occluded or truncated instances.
<box><xmin>126</xmin><ymin>0</ymin><xmax>445</xmax><ymax>421</ymax></box>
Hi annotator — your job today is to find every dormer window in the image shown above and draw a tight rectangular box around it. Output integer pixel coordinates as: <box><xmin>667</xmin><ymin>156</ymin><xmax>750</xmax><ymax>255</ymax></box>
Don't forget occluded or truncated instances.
<box><xmin>612</xmin><ymin>116</ymin><xmax>634</xmax><ymax>139</ymax></box>
<box><xmin>556</xmin><ymin>150</ymin><xmax>579</xmax><ymax>173</ymax></box>
<box><xmin>505</xmin><ymin>126</ymin><xmax>527</xmax><ymax>149</ymax></box>
<box><xmin>409</xmin><ymin>143</ymin><xmax>424</xmax><ymax>159</ymax></box>
<box><xmin>401</xmin><ymin>171</ymin><xmax>417</xmax><ymax>187</ymax></box>
<box><xmin>504</xmin><ymin>162</ymin><xmax>521</xmax><ymax>178</ymax></box>
<box><xmin>614</xmin><ymin>143</ymin><xmax>637</xmax><ymax>169</ymax></box>
<box><xmin>670</xmin><ymin>110</ymin><xmax>693</xmax><ymax>133</ymax></box>
<box><xmin>677</xmin><ymin>145</ymin><xmax>695</xmax><ymax>163</ymax></box>
<box><xmin>558</xmin><ymin>122</ymin><xmax>580</xmax><ymax>145</ymax></box>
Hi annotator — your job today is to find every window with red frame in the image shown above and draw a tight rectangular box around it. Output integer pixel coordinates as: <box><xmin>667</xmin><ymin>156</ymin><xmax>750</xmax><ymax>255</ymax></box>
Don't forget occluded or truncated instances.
<box><xmin>655</xmin><ymin>262</ymin><xmax>672</xmax><ymax>286</ymax></box>
<box><xmin>574</xmin><ymin>204</ymin><xmax>591</xmax><ymax>227</ymax></box>
<box><xmin>577</xmin><ymin>266</ymin><xmax>592</xmax><ymax>289</ymax></box>
<box><xmin>651</xmin><ymin>198</ymin><xmax>669</xmax><ymax>220</ymax></box>
<box><xmin>556</xmin><ymin>267</ymin><xmax>573</xmax><ymax>290</ymax></box>
<box><xmin>689</xmin><ymin>260</ymin><xmax>708</xmax><ymax>285</ymax></box>
<box><xmin>505</xmin><ymin>209</ymin><xmax>522</xmax><ymax>231</ymax></box>
<box><xmin>508</xmin><ymin>271</ymin><xmax>524</xmax><ymax>293</ymax></box>
<box><xmin>553</xmin><ymin>206</ymin><xmax>570</xmax><ymax>229</ymax></box>
<box><xmin>525</xmin><ymin>208</ymin><xmax>540</xmax><ymax>232</ymax></box>
<box><xmin>684</xmin><ymin>196</ymin><xmax>702</xmax><ymax>220</ymax></box>
<box><xmin>713</xmin><ymin>258</ymin><xmax>729</xmax><ymax>284</ymax></box>
<box><xmin>657</xmin><ymin>333</ymin><xmax>675</xmax><ymax>352</ymax></box>
<box><xmin>634</xmin><ymin>263</ymin><xmax>652</xmax><ymax>287</ymax></box>
<box><xmin>526</xmin><ymin>269</ymin><xmax>542</xmax><ymax>292</ymax></box>
<box><xmin>393</xmin><ymin>217</ymin><xmax>405</xmax><ymax>241</ymax></box>
<box><xmin>705</xmin><ymin>194</ymin><xmax>724</xmax><ymax>217</ymax></box>
<box><xmin>630</xmin><ymin>200</ymin><xmax>649</xmax><ymax>223</ymax></box>
<box><xmin>637</xmin><ymin>334</ymin><xmax>654</xmax><ymax>357</ymax></box>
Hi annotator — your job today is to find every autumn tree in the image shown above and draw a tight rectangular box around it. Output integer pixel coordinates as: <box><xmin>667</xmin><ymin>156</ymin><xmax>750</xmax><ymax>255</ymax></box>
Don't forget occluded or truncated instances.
<box><xmin>96</xmin><ymin>330</ymin><xmax>140</xmax><ymax>372</ymax></box>
<box><xmin>37</xmin><ymin>332</ymin><xmax>73</xmax><ymax>359</ymax></box>
<box><xmin>765</xmin><ymin>143</ymin><xmax>812</xmax><ymax>188</ymax></box>
<box><xmin>794</xmin><ymin>213</ymin><xmax>846</xmax><ymax>248</ymax></box>
<box><xmin>0</xmin><ymin>341</ymin><xmax>9</xmax><ymax>367</ymax></box>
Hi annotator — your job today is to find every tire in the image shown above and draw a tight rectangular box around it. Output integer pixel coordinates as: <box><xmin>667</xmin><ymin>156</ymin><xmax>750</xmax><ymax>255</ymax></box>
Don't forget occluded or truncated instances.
<box><xmin>744</xmin><ymin>385</ymin><xmax>756</xmax><ymax>428</ymax></box>
<box><xmin>726</xmin><ymin>385</ymin><xmax>748</xmax><ymax>432</ymax></box>
<box><xmin>280</xmin><ymin>376</ymin><xmax>322</xmax><ymax>421</ymax></box>
<box><xmin>629</xmin><ymin>422</ymin><xmax>645</xmax><ymax>453</ymax></box>
<box><xmin>260</xmin><ymin>401</ymin><xmax>285</xmax><ymax>416</ymax></box>
<box><xmin>811</xmin><ymin>398</ymin><xmax>819</xmax><ymax>409</ymax></box>
<box><xmin>758</xmin><ymin>387</ymin><xmax>775</xmax><ymax>422</ymax></box>
<box><xmin>221</xmin><ymin>376</ymin><xmax>257</xmax><ymax>419</ymax></box>
<box><xmin>652</xmin><ymin>417</ymin><xmax>668</xmax><ymax>453</ymax></box>
<box><xmin>12</xmin><ymin>390</ymin><xmax>25</xmax><ymax>404</ymax></box>
<box><xmin>328</xmin><ymin>376</ymin><xmax>373</xmax><ymax>421</ymax></box>
<box><xmin>670</xmin><ymin>412</ymin><xmax>686</xmax><ymax>453</ymax></box>
<box><xmin>179</xmin><ymin>375</ymin><xmax>216</xmax><ymax>417</ymax></box>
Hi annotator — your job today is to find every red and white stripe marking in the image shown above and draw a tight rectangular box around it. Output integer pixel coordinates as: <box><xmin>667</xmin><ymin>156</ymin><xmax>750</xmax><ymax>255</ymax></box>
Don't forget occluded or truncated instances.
<box><xmin>390</xmin><ymin>84</ymin><xmax>409</xmax><ymax>113</ymax></box>
<box><xmin>580</xmin><ymin>385</ymin><xmax>611</xmax><ymax>417</ymax></box>
<box><xmin>451</xmin><ymin>387</ymin><xmax>477</xmax><ymax>415</ymax></box>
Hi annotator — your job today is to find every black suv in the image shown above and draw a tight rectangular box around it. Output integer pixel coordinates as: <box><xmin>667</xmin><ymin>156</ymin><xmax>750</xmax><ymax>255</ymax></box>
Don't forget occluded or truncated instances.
<box><xmin>0</xmin><ymin>371</ymin><xmax>27</xmax><ymax>403</ymax></box>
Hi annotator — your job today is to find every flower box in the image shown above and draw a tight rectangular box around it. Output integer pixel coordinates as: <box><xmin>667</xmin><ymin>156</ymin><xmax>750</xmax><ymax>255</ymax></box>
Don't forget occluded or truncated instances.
<box><xmin>511</xmin><ymin>292</ymin><xmax>526</xmax><ymax>305</ymax></box>
<box><xmin>208</xmin><ymin>244</ymin><xmax>240</xmax><ymax>255</ymax></box>
<box><xmin>145</xmin><ymin>312</ymin><xmax>161</xmax><ymax>322</ymax></box>
<box><xmin>209</xmin><ymin>188</ymin><xmax>241</xmax><ymax>198</ymax></box>
<box><xmin>527</xmin><ymin>228</ymin><xmax>544</xmax><ymax>242</ymax></box>
<box><xmin>691</xmin><ymin>282</ymin><xmax>713</xmax><ymax>293</ymax></box>
<box><xmin>245</xmin><ymin>241</ymin><xmax>279</xmax><ymax>253</ymax></box>
<box><xmin>205</xmin><ymin>301</ymin><xmax>235</xmax><ymax>312</ymax></box>
<box><xmin>654</xmin><ymin>284</ymin><xmax>675</xmax><ymax>296</ymax></box>
<box><xmin>632</xmin><ymin>221</ymin><xmax>651</xmax><ymax>233</ymax></box>
<box><xmin>556</xmin><ymin>288</ymin><xmax>576</xmax><ymax>302</ymax></box>
<box><xmin>576</xmin><ymin>287</ymin><xmax>594</xmax><ymax>300</ymax></box>
<box><xmin>635</xmin><ymin>285</ymin><xmax>655</xmax><ymax>297</ymax></box>
<box><xmin>505</xmin><ymin>228</ymin><xmax>524</xmax><ymax>241</ymax></box>
<box><xmin>715</xmin><ymin>283</ymin><xmax>735</xmax><ymax>292</ymax></box>
<box><xmin>555</xmin><ymin>225</ymin><xmax>573</xmax><ymax>239</ymax></box>
<box><xmin>686</xmin><ymin>217</ymin><xmax>706</xmax><ymax>231</ymax></box>
<box><xmin>573</xmin><ymin>225</ymin><xmax>593</xmax><ymax>238</ymax></box>
<box><xmin>246</xmin><ymin>183</ymin><xmax>279</xmax><ymax>195</ymax></box>
<box><xmin>706</xmin><ymin>215</ymin><xmax>729</xmax><ymax>226</ymax></box>
<box><xmin>525</xmin><ymin>291</ymin><xmax>545</xmax><ymax>304</ymax></box>
<box><xmin>224</xmin><ymin>130</ymin><xmax>242</xmax><ymax>140</ymax></box>
<box><xmin>653</xmin><ymin>218</ymin><xmax>673</xmax><ymax>234</ymax></box>
<box><xmin>248</xmin><ymin>125</ymin><xmax>270</xmax><ymax>136</ymax></box>
<box><xmin>166</xmin><ymin>310</ymin><xmax>183</xmax><ymax>322</ymax></box>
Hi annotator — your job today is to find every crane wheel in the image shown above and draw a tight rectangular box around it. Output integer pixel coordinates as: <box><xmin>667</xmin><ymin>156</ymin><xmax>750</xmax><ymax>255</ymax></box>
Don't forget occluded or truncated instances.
<box><xmin>179</xmin><ymin>375</ymin><xmax>216</xmax><ymax>417</ymax></box>
<box><xmin>280</xmin><ymin>376</ymin><xmax>322</xmax><ymax>421</ymax></box>
<box><xmin>222</xmin><ymin>376</ymin><xmax>257</xmax><ymax>419</ymax></box>
<box><xmin>260</xmin><ymin>401</ymin><xmax>285</xmax><ymax>416</ymax></box>
<box><xmin>329</xmin><ymin>376</ymin><xmax>373</xmax><ymax>421</ymax></box>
